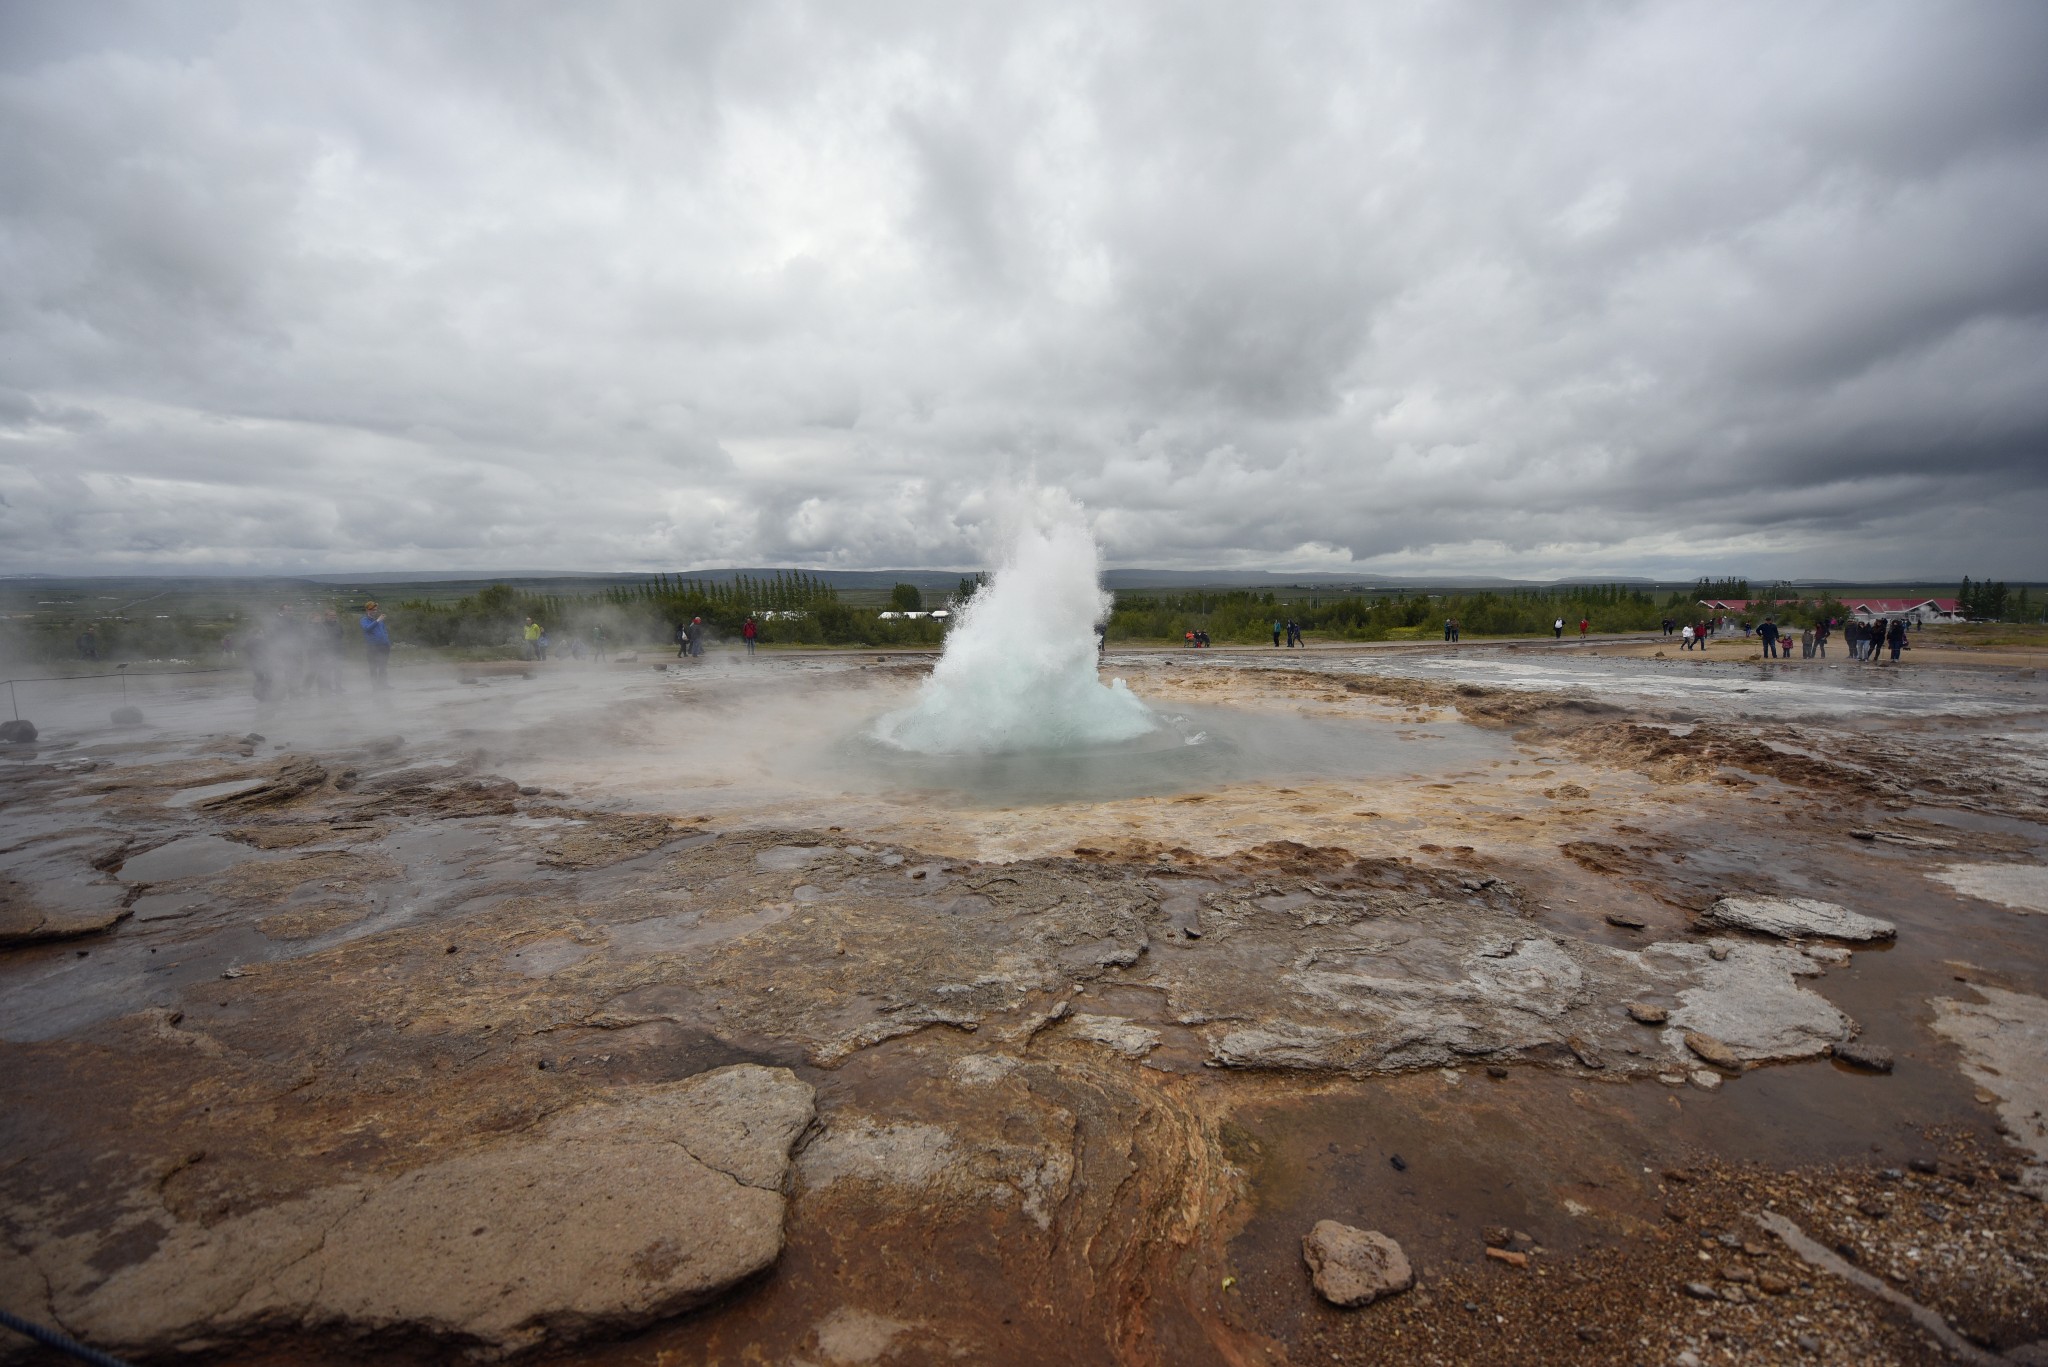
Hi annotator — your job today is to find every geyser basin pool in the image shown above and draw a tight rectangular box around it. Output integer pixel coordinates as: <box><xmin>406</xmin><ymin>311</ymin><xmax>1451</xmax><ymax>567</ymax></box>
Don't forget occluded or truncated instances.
<box><xmin>844</xmin><ymin>703</ymin><xmax>1504</xmax><ymax>807</ymax></box>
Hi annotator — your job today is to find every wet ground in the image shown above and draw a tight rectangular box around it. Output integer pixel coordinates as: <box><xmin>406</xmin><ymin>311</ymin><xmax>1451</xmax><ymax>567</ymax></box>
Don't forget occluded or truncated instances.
<box><xmin>2</xmin><ymin>641</ymin><xmax>2046</xmax><ymax>1365</ymax></box>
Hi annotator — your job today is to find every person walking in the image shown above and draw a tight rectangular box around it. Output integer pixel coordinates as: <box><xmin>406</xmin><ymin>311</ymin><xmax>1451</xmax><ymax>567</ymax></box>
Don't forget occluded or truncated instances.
<box><xmin>1887</xmin><ymin>616</ymin><xmax>1907</xmax><ymax>662</ymax></box>
<box><xmin>1758</xmin><ymin>618</ymin><xmax>1780</xmax><ymax>659</ymax></box>
<box><xmin>1272</xmin><ymin>619</ymin><xmax>1283</xmax><ymax>647</ymax></box>
<box><xmin>1814</xmin><ymin>619</ymin><xmax>1829</xmax><ymax>658</ymax></box>
<box><xmin>1578</xmin><ymin>617</ymin><xmax>1589</xmax><ymax>638</ymax></box>
<box><xmin>686</xmin><ymin>616</ymin><xmax>705</xmax><ymax>658</ymax></box>
<box><xmin>1680</xmin><ymin>623</ymin><xmax>1694</xmax><ymax>651</ymax></box>
<box><xmin>360</xmin><ymin>601</ymin><xmax>391</xmax><ymax>689</ymax></box>
<box><xmin>591</xmin><ymin>623</ymin><xmax>608</xmax><ymax>660</ymax></box>
<box><xmin>742</xmin><ymin>617</ymin><xmax>758</xmax><ymax>656</ymax></box>
<box><xmin>1554</xmin><ymin>617</ymin><xmax>1564</xmax><ymax>639</ymax></box>
<box><xmin>674</xmin><ymin>621</ymin><xmax>690</xmax><ymax>658</ymax></box>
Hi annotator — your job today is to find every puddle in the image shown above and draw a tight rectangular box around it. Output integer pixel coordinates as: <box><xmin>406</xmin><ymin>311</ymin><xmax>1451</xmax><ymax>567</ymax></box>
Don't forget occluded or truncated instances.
<box><xmin>117</xmin><ymin>836</ymin><xmax>267</xmax><ymax>883</ymax></box>
<box><xmin>504</xmin><ymin>939</ymin><xmax>598</xmax><ymax>977</ymax></box>
<box><xmin>608</xmin><ymin>905</ymin><xmax>795</xmax><ymax>954</ymax></box>
<box><xmin>756</xmin><ymin>846</ymin><xmax>831</xmax><ymax>872</ymax></box>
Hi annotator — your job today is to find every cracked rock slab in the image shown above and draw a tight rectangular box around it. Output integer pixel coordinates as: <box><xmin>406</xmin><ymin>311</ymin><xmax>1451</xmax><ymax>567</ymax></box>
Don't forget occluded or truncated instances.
<box><xmin>1698</xmin><ymin>896</ymin><xmax>1895</xmax><ymax>943</ymax></box>
<box><xmin>35</xmin><ymin>1065</ymin><xmax>814</xmax><ymax>1358</ymax></box>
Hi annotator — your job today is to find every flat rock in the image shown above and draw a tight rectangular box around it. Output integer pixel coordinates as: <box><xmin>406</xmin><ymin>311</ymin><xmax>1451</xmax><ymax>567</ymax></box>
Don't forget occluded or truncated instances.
<box><xmin>1066</xmin><ymin>1013</ymin><xmax>1161</xmax><ymax>1058</ymax></box>
<box><xmin>1832</xmin><ymin>1040</ymin><xmax>1894</xmax><ymax>1073</ymax></box>
<box><xmin>1699</xmin><ymin>896</ymin><xmax>1895</xmax><ymax>943</ymax></box>
<box><xmin>1931</xmin><ymin>988</ymin><xmax>2048</xmax><ymax>1199</ymax></box>
<box><xmin>34</xmin><ymin>1066</ymin><xmax>814</xmax><ymax>1358</ymax></box>
<box><xmin>1626</xmin><ymin>1001</ymin><xmax>1668</xmax><ymax>1024</ymax></box>
<box><xmin>1302</xmin><ymin>1221</ymin><xmax>1413</xmax><ymax>1307</ymax></box>
<box><xmin>0</xmin><ymin>896</ymin><xmax>129</xmax><ymax>947</ymax></box>
<box><xmin>1929</xmin><ymin>863</ymin><xmax>2048</xmax><ymax>916</ymax></box>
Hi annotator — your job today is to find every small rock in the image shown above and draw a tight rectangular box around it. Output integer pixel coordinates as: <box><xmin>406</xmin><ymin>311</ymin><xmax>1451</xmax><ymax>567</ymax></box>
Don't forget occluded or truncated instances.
<box><xmin>1707</xmin><ymin>943</ymin><xmax>1731</xmax><ymax>961</ymax></box>
<box><xmin>518</xmin><ymin>785</ymin><xmax>541</xmax><ymax>796</ymax></box>
<box><xmin>0</xmin><ymin>719</ymin><xmax>37</xmax><ymax>744</ymax></box>
<box><xmin>1482</xmin><ymin>1225</ymin><xmax>1512</xmax><ymax>1248</ymax></box>
<box><xmin>1832</xmin><ymin>1041</ymin><xmax>1894</xmax><ymax>1073</ymax></box>
<box><xmin>1605</xmin><ymin>912</ymin><xmax>1647</xmax><ymax>930</ymax></box>
<box><xmin>1721</xmin><ymin>1265</ymin><xmax>1754</xmax><ymax>1284</ymax></box>
<box><xmin>1908</xmin><ymin>1157</ymin><xmax>1940</xmax><ymax>1174</ymax></box>
<box><xmin>1756</xmin><ymin>1272</ymin><xmax>1792</xmax><ymax>1295</ymax></box>
<box><xmin>1677</xmin><ymin>1351</ymin><xmax>1703</xmax><ymax>1367</ymax></box>
<box><xmin>1689</xmin><ymin>1069</ymin><xmax>1723</xmax><ymax>1092</ymax></box>
<box><xmin>1682</xmin><ymin>1281</ymin><xmax>1719</xmax><ymax>1300</ymax></box>
<box><xmin>1879</xmin><ymin>1168</ymin><xmax>1903</xmax><ymax>1181</ymax></box>
<box><xmin>1684</xmin><ymin>1031</ymin><xmax>1741</xmax><ymax>1069</ymax></box>
<box><xmin>1389</xmin><ymin>1154</ymin><xmax>1407</xmax><ymax>1172</ymax></box>
<box><xmin>1302</xmin><ymin>1221</ymin><xmax>1413</xmax><ymax>1307</ymax></box>
<box><xmin>1797</xmin><ymin>1333</ymin><xmax>1821</xmax><ymax>1354</ymax></box>
<box><xmin>1804</xmin><ymin>944</ymin><xmax>1852</xmax><ymax>967</ymax></box>
<box><xmin>1662</xmin><ymin>1168</ymin><xmax>1691</xmax><ymax>1184</ymax></box>
<box><xmin>1484</xmin><ymin>1247</ymin><xmax>1528</xmax><ymax>1268</ymax></box>
<box><xmin>1656</xmin><ymin>1073</ymin><xmax>1686</xmax><ymax>1086</ymax></box>
<box><xmin>1485</xmin><ymin>1065</ymin><xmax>1508</xmax><ymax>1079</ymax></box>
<box><xmin>1574</xmin><ymin>1325</ymin><xmax>1604</xmax><ymax>1343</ymax></box>
<box><xmin>1626</xmin><ymin>1001</ymin><xmax>1668</xmax><ymax>1024</ymax></box>
<box><xmin>1567</xmin><ymin>1036</ymin><xmax>1605</xmax><ymax>1069</ymax></box>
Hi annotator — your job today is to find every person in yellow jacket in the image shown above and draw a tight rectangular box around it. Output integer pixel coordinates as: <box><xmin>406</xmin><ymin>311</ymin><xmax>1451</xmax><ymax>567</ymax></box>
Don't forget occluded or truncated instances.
<box><xmin>523</xmin><ymin>617</ymin><xmax>544</xmax><ymax>661</ymax></box>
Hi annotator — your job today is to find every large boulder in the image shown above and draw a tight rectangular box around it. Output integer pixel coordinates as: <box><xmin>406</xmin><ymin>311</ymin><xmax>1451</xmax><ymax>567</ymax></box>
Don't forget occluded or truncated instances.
<box><xmin>32</xmin><ymin>1066</ymin><xmax>815</xmax><ymax>1358</ymax></box>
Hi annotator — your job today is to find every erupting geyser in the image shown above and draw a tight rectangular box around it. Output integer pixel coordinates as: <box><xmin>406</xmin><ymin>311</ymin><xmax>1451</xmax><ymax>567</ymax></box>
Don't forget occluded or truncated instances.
<box><xmin>873</xmin><ymin>492</ymin><xmax>1158</xmax><ymax>754</ymax></box>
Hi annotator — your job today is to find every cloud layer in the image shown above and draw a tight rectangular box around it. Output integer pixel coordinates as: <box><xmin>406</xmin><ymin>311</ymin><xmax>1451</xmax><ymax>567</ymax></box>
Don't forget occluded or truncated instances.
<box><xmin>3</xmin><ymin>1</ymin><xmax>2046</xmax><ymax>578</ymax></box>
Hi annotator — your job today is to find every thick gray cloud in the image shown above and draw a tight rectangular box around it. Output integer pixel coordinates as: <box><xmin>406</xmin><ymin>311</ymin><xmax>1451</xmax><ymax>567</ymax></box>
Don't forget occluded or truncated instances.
<box><xmin>2</xmin><ymin>1</ymin><xmax>2045</xmax><ymax>578</ymax></box>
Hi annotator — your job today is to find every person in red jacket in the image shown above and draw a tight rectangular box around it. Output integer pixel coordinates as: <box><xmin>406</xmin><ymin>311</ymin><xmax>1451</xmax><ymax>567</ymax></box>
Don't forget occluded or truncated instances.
<box><xmin>742</xmin><ymin>617</ymin><xmax>759</xmax><ymax>657</ymax></box>
<box><xmin>1578</xmin><ymin>617</ymin><xmax>1589</xmax><ymax>637</ymax></box>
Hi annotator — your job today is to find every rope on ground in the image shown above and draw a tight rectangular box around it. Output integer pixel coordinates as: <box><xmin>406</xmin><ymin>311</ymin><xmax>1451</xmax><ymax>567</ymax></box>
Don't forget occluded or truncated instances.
<box><xmin>0</xmin><ymin>1308</ymin><xmax>138</xmax><ymax>1367</ymax></box>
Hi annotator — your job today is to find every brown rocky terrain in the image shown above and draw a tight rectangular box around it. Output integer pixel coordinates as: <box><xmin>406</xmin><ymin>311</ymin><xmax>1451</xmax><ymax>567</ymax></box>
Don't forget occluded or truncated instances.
<box><xmin>1</xmin><ymin>649</ymin><xmax>2044</xmax><ymax>1364</ymax></box>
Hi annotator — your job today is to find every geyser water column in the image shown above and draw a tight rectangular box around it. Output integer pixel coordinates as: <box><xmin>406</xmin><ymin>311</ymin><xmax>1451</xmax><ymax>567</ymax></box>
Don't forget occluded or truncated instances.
<box><xmin>874</xmin><ymin>494</ymin><xmax>1158</xmax><ymax>754</ymax></box>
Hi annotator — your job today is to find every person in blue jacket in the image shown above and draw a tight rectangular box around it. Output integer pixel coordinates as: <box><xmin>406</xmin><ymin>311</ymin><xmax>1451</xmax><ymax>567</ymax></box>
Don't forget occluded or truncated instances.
<box><xmin>360</xmin><ymin>602</ymin><xmax>391</xmax><ymax>689</ymax></box>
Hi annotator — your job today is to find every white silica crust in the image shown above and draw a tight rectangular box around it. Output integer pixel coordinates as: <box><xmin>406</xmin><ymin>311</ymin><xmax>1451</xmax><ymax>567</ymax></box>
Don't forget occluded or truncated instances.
<box><xmin>874</xmin><ymin>492</ymin><xmax>1158</xmax><ymax>755</ymax></box>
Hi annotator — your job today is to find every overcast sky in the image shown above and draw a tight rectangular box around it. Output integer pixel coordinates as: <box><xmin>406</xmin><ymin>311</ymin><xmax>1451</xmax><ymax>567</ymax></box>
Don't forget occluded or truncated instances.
<box><xmin>2</xmin><ymin>2</ymin><xmax>2045</xmax><ymax>580</ymax></box>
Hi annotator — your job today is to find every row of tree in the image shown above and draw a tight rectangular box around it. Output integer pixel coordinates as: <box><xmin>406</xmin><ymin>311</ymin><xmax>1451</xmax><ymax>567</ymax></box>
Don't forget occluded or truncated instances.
<box><xmin>1958</xmin><ymin>578</ymin><xmax>2034</xmax><ymax>622</ymax></box>
<box><xmin>1105</xmin><ymin>585</ymin><xmax>1678</xmax><ymax>642</ymax></box>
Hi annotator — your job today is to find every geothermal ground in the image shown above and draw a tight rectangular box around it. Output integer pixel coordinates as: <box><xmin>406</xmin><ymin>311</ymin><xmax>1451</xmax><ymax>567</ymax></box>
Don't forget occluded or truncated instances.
<box><xmin>4</xmin><ymin>640</ymin><xmax>2047</xmax><ymax>1366</ymax></box>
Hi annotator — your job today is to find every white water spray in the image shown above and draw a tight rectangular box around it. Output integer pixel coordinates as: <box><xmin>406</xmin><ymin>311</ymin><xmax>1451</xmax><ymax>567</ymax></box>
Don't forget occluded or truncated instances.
<box><xmin>873</xmin><ymin>492</ymin><xmax>1158</xmax><ymax>754</ymax></box>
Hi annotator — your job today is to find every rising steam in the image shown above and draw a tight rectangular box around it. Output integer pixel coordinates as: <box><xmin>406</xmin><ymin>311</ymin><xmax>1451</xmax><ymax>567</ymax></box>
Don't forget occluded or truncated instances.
<box><xmin>872</xmin><ymin>491</ymin><xmax>1157</xmax><ymax>754</ymax></box>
